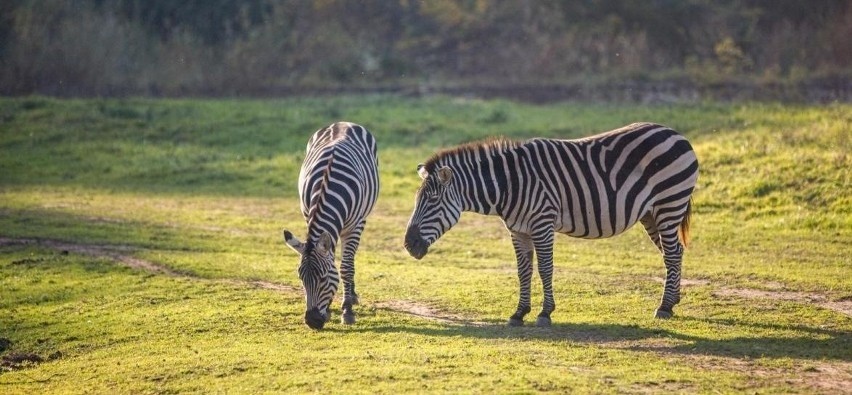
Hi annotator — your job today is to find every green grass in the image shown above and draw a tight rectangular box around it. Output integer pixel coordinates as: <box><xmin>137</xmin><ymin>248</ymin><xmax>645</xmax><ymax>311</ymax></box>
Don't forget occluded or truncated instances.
<box><xmin>1</xmin><ymin>96</ymin><xmax>850</xmax><ymax>393</ymax></box>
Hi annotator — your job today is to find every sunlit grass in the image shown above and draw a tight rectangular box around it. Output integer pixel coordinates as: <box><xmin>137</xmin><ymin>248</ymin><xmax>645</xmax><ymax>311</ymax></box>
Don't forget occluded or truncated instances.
<box><xmin>0</xmin><ymin>97</ymin><xmax>849</xmax><ymax>393</ymax></box>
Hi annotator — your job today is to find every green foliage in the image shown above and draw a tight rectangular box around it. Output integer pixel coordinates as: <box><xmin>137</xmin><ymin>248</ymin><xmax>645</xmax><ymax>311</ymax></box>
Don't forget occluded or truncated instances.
<box><xmin>0</xmin><ymin>0</ymin><xmax>849</xmax><ymax>96</ymax></box>
<box><xmin>0</xmin><ymin>97</ymin><xmax>850</xmax><ymax>393</ymax></box>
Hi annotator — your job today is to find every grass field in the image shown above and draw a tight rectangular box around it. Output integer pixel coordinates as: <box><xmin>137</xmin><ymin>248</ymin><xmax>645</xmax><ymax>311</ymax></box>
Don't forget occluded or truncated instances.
<box><xmin>1</xmin><ymin>96</ymin><xmax>850</xmax><ymax>393</ymax></box>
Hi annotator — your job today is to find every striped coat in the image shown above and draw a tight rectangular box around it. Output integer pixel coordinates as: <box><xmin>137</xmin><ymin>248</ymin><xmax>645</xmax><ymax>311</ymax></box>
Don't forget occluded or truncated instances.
<box><xmin>405</xmin><ymin>122</ymin><xmax>698</xmax><ymax>325</ymax></box>
<box><xmin>284</xmin><ymin>122</ymin><xmax>379</xmax><ymax>329</ymax></box>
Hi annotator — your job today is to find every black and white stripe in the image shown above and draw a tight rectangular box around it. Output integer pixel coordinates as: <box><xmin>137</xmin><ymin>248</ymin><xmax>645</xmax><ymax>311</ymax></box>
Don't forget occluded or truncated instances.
<box><xmin>283</xmin><ymin>122</ymin><xmax>379</xmax><ymax>329</ymax></box>
<box><xmin>404</xmin><ymin>122</ymin><xmax>698</xmax><ymax>325</ymax></box>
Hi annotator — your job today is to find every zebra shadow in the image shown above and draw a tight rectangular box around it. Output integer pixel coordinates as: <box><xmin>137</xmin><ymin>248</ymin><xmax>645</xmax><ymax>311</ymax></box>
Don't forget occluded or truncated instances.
<box><xmin>334</xmin><ymin>313</ymin><xmax>852</xmax><ymax>362</ymax></box>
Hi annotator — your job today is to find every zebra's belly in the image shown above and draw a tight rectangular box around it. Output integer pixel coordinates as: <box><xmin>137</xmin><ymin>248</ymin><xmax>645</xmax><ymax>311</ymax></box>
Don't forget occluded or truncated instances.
<box><xmin>554</xmin><ymin>225</ymin><xmax>625</xmax><ymax>239</ymax></box>
<box><xmin>553</xmin><ymin>209</ymin><xmax>636</xmax><ymax>239</ymax></box>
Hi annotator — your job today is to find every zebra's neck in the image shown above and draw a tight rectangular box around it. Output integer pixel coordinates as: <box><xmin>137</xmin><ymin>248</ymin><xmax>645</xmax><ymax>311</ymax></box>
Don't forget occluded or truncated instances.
<box><xmin>434</xmin><ymin>141</ymin><xmax>522</xmax><ymax>217</ymax></box>
<box><xmin>305</xmin><ymin>223</ymin><xmax>340</xmax><ymax>249</ymax></box>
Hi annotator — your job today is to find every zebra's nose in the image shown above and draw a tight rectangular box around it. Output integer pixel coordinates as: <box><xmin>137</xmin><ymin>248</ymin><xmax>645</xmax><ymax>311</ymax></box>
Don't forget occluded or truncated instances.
<box><xmin>404</xmin><ymin>226</ymin><xmax>428</xmax><ymax>259</ymax></box>
<box><xmin>305</xmin><ymin>308</ymin><xmax>326</xmax><ymax>330</ymax></box>
<box><xmin>404</xmin><ymin>226</ymin><xmax>418</xmax><ymax>244</ymax></box>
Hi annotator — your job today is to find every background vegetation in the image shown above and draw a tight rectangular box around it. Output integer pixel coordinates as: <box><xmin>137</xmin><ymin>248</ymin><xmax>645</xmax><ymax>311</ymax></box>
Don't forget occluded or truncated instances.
<box><xmin>1</xmin><ymin>0</ymin><xmax>850</xmax><ymax>100</ymax></box>
<box><xmin>0</xmin><ymin>97</ymin><xmax>850</xmax><ymax>393</ymax></box>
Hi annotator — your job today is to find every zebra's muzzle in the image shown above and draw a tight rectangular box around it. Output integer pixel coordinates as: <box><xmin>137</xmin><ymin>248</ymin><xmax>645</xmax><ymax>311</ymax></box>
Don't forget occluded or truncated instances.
<box><xmin>305</xmin><ymin>307</ymin><xmax>328</xmax><ymax>330</ymax></box>
<box><xmin>404</xmin><ymin>226</ymin><xmax>429</xmax><ymax>260</ymax></box>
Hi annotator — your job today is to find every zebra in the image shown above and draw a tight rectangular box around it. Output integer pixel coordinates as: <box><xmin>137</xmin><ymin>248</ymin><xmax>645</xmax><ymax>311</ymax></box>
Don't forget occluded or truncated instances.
<box><xmin>404</xmin><ymin>122</ymin><xmax>698</xmax><ymax>326</ymax></box>
<box><xmin>283</xmin><ymin>121</ymin><xmax>379</xmax><ymax>330</ymax></box>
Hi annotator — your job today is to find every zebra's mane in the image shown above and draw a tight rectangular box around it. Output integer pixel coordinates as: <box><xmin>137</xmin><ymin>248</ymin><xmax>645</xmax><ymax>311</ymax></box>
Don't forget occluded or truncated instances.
<box><xmin>305</xmin><ymin>154</ymin><xmax>336</xmax><ymax>232</ymax></box>
<box><xmin>423</xmin><ymin>137</ymin><xmax>520</xmax><ymax>172</ymax></box>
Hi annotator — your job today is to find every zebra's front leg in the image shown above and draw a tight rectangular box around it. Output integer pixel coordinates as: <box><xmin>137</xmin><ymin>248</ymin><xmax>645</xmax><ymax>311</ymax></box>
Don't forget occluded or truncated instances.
<box><xmin>339</xmin><ymin>222</ymin><xmax>365</xmax><ymax>325</ymax></box>
<box><xmin>508</xmin><ymin>231</ymin><xmax>534</xmax><ymax>326</ymax></box>
<box><xmin>533</xmin><ymin>227</ymin><xmax>556</xmax><ymax>327</ymax></box>
<box><xmin>655</xmin><ymin>227</ymin><xmax>683</xmax><ymax>319</ymax></box>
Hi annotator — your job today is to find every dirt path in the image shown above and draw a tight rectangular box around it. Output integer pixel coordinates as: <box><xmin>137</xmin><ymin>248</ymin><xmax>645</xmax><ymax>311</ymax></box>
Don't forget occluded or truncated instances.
<box><xmin>1</xmin><ymin>237</ymin><xmax>485</xmax><ymax>324</ymax></box>
<box><xmin>713</xmin><ymin>287</ymin><xmax>852</xmax><ymax>317</ymax></box>
<box><xmin>373</xmin><ymin>300</ymin><xmax>489</xmax><ymax>326</ymax></box>
<box><xmin>3</xmin><ymin>237</ymin><xmax>849</xmax><ymax>320</ymax></box>
<box><xmin>0</xmin><ymin>237</ymin><xmax>301</xmax><ymax>294</ymax></box>
<box><xmin>652</xmin><ymin>277</ymin><xmax>852</xmax><ymax>317</ymax></box>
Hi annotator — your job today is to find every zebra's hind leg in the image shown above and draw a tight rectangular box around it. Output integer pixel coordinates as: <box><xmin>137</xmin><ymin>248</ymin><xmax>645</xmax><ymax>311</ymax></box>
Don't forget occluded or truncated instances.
<box><xmin>654</xmin><ymin>226</ymin><xmax>684</xmax><ymax>319</ymax></box>
<box><xmin>339</xmin><ymin>222</ymin><xmax>365</xmax><ymax>325</ymax></box>
<box><xmin>508</xmin><ymin>231</ymin><xmax>534</xmax><ymax>326</ymax></box>
<box><xmin>640</xmin><ymin>213</ymin><xmax>663</xmax><ymax>254</ymax></box>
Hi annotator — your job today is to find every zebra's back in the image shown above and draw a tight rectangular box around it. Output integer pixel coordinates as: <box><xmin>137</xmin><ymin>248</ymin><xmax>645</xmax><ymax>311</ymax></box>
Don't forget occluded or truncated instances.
<box><xmin>515</xmin><ymin>123</ymin><xmax>698</xmax><ymax>238</ymax></box>
<box><xmin>299</xmin><ymin>122</ymin><xmax>379</xmax><ymax>239</ymax></box>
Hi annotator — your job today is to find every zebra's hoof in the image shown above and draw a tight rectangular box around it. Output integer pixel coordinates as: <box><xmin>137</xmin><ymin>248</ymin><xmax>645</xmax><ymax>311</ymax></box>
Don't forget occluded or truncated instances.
<box><xmin>535</xmin><ymin>316</ymin><xmax>552</xmax><ymax>327</ymax></box>
<box><xmin>507</xmin><ymin>318</ymin><xmax>524</xmax><ymax>327</ymax></box>
<box><xmin>654</xmin><ymin>308</ymin><xmax>674</xmax><ymax>319</ymax></box>
<box><xmin>341</xmin><ymin>312</ymin><xmax>356</xmax><ymax>325</ymax></box>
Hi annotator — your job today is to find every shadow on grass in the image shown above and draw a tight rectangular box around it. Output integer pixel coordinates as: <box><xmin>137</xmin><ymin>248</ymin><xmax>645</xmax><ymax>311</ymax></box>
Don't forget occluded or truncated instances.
<box><xmin>335</xmin><ymin>315</ymin><xmax>852</xmax><ymax>362</ymax></box>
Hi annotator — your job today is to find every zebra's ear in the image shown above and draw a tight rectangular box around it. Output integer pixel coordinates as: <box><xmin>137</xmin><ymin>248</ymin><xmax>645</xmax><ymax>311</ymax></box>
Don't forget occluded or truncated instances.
<box><xmin>315</xmin><ymin>232</ymin><xmax>334</xmax><ymax>256</ymax></box>
<box><xmin>417</xmin><ymin>163</ymin><xmax>428</xmax><ymax>180</ymax></box>
<box><xmin>436</xmin><ymin>166</ymin><xmax>453</xmax><ymax>185</ymax></box>
<box><xmin>283</xmin><ymin>230</ymin><xmax>305</xmax><ymax>255</ymax></box>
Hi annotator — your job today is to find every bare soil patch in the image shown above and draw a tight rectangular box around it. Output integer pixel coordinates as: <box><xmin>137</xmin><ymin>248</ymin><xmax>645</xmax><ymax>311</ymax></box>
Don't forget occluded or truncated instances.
<box><xmin>374</xmin><ymin>300</ymin><xmax>488</xmax><ymax>326</ymax></box>
<box><xmin>680</xmin><ymin>278</ymin><xmax>711</xmax><ymax>286</ymax></box>
<box><xmin>667</xmin><ymin>354</ymin><xmax>852</xmax><ymax>394</ymax></box>
<box><xmin>713</xmin><ymin>288</ymin><xmax>852</xmax><ymax>317</ymax></box>
<box><xmin>649</xmin><ymin>277</ymin><xmax>711</xmax><ymax>287</ymax></box>
<box><xmin>650</xmin><ymin>276</ymin><xmax>851</xmax><ymax>317</ymax></box>
<box><xmin>247</xmin><ymin>280</ymin><xmax>300</xmax><ymax>293</ymax></box>
<box><xmin>1</xmin><ymin>353</ymin><xmax>43</xmax><ymax>371</ymax></box>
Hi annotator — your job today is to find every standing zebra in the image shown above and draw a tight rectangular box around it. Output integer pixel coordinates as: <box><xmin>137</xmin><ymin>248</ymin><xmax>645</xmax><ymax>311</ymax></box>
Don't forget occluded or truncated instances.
<box><xmin>404</xmin><ymin>122</ymin><xmax>698</xmax><ymax>326</ymax></box>
<box><xmin>283</xmin><ymin>122</ymin><xmax>379</xmax><ymax>330</ymax></box>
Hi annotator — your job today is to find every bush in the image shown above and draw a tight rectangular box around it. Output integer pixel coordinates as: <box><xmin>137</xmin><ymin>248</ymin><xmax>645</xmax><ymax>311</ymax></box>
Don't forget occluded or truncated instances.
<box><xmin>0</xmin><ymin>0</ymin><xmax>849</xmax><ymax>99</ymax></box>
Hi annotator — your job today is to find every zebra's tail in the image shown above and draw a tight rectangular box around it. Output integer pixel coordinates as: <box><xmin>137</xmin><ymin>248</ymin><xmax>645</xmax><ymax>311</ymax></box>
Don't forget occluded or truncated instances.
<box><xmin>678</xmin><ymin>198</ymin><xmax>693</xmax><ymax>248</ymax></box>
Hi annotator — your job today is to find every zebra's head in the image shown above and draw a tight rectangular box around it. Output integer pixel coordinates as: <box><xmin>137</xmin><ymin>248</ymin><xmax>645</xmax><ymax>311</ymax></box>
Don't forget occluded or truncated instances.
<box><xmin>282</xmin><ymin>230</ymin><xmax>338</xmax><ymax>330</ymax></box>
<box><xmin>404</xmin><ymin>164</ymin><xmax>463</xmax><ymax>260</ymax></box>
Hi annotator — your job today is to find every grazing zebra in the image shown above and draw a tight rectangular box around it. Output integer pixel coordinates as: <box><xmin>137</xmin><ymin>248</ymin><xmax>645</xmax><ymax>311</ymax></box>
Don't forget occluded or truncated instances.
<box><xmin>404</xmin><ymin>122</ymin><xmax>698</xmax><ymax>326</ymax></box>
<box><xmin>283</xmin><ymin>122</ymin><xmax>379</xmax><ymax>330</ymax></box>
